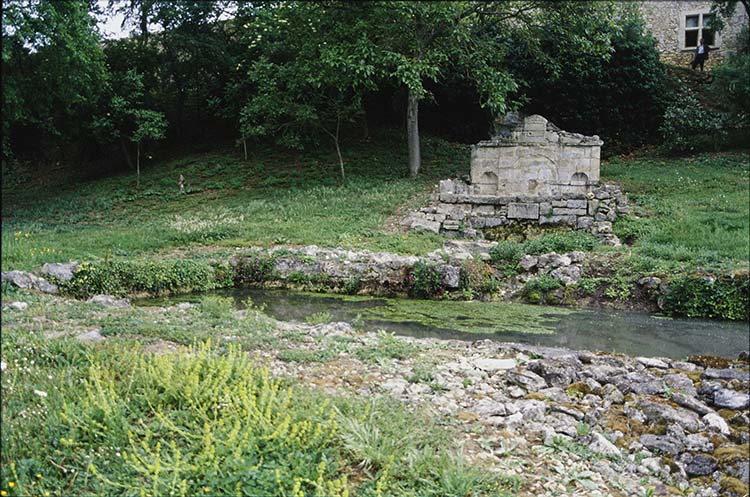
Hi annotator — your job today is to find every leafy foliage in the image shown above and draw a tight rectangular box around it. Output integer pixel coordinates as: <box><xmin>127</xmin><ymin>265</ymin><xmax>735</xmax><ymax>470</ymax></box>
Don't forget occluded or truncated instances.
<box><xmin>660</xmin><ymin>274</ymin><xmax>749</xmax><ymax>320</ymax></box>
<box><xmin>658</xmin><ymin>94</ymin><xmax>726</xmax><ymax>154</ymax></box>
<box><xmin>408</xmin><ymin>261</ymin><xmax>444</xmax><ymax>298</ymax></box>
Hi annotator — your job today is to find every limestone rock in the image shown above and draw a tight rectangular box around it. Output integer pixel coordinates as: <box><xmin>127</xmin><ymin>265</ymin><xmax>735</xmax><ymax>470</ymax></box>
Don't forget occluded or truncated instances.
<box><xmin>473</xmin><ymin>358</ymin><xmax>516</xmax><ymax>373</ymax></box>
<box><xmin>637</xmin><ymin>399</ymin><xmax>702</xmax><ymax>432</ymax></box>
<box><xmin>506</xmin><ymin>368</ymin><xmax>547</xmax><ymax>391</ymax></box>
<box><xmin>76</xmin><ymin>329</ymin><xmax>105</xmax><ymax>344</ymax></box>
<box><xmin>712</xmin><ymin>388</ymin><xmax>750</xmax><ymax>410</ymax></box>
<box><xmin>5</xmin><ymin>301</ymin><xmax>28</xmax><ymax>311</ymax></box>
<box><xmin>40</xmin><ymin>262</ymin><xmax>79</xmax><ymax>282</ymax></box>
<box><xmin>87</xmin><ymin>295</ymin><xmax>131</xmax><ymax>308</ymax></box>
<box><xmin>588</xmin><ymin>432</ymin><xmax>621</xmax><ymax>457</ymax></box>
<box><xmin>1</xmin><ymin>270</ymin><xmax>58</xmax><ymax>294</ymax></box>
<box><xmin>702</xmin><ymin>412</ymin><xmax>731</xmax><ymax>435</ymax></box>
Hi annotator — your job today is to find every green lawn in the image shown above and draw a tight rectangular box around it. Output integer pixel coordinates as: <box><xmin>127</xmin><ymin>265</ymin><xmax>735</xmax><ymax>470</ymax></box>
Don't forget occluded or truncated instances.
<box><xmin>2</xmin><ymin>133</ymin><xmax>748</xmax><ymax>276</ymax></box>
<box><xmin>604</xmin><ymin>151</ymin><xmax>749</xmax><ymax>273</ymax></box>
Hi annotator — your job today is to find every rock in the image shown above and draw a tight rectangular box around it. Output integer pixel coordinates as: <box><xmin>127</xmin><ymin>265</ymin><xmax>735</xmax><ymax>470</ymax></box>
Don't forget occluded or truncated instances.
<box><xmin>0</xmin><ymin>361</ymin><xmax>6</xmax><ymax>372</ymax></box>
<box><xmin>473</xmin><ymin>358</ymin><xmax>516</xmax><ymax>373</ymax></box>
<box><xmin>75</xmin><ymin>329</ymin><xmax>105</xmax><ymax>344</ymax></box>
<box><xmin>506</xmin><ymin>369</ymin><xmax>548</xmax><ymax>391</ymax></box>
<box><xmin>527</xmin><ymin>357</ymin><xmax>581</xmax><ymax>388</ymax></box>
<box><xmin>550</xmin><ymin>265</ymin><xmax>581</xmax><ymax>286</ymax></box>
<box><xmin>517</xmin><ymin>399</ymin><xmax>547</xmax><ymax>421</ymax></box>
<box><xmin>672</xmin><ymin>361</ymin><xmax>699</xmax><ymax>372</ymax></box>
<box><xmin>636</xmin><ymin>357</ymin><xmax>670</xmax><ymax>369</ymax></box>
<box><xmin>684</xmin><ymin>434</ymin><xmax>714</xmax><ymax>453</ymax></box>
<box><xmin>87</xmin><ymin>295</ymin><xmax>131</xmax><ymax>308</ymax></box>
<box><xmin>663</xmin><ymin>373</ymin><xmax>698</xmax><ymax>397</ymax></box>
<box><xmin>671</xmin><ymin>392</ymin><xmax>713</xmax><ymax>416</ymax></box>
<box><xmin>5</xmin><ymin>301</ymin><xmax>28</xmax><ymax>311</ymax></box>
<box><xmin>410</xmin><ymin>218</ymin><xmax>441</xmax><ymax>234</ymax></box>
<box><xmin>520</xmin><ymin>255</ymin><xmax>538</xmax><ymax>271</ymax></box>
<box><xmin>639</xmin><ymin>434</ymin><xmax>684</xmax><ymax>456</ymax></box>
<box><xmin>40</xmin><ymin>262</ymin><xmax>78</xmax><ymax>282</ymax></box>
<box><xmin>703</xmin><ymin>368</ymin><xmax>750</xmax><ymax>382</ymax></box>
<box><xmin>1</xmin><ymin>270</ymin><xmax>58</xmax><ymax>294</ymax></box>
<box><xmin>681</xmin><ymin>454</ymin><xmax>718</xmax><ymax>477</ymax></box>
<box><xmin>638</xmin><ymin>277</ymin><xmax>662</xmax><ymax>290</ymax></box>
<box><xmin>588</xmin><ymin>431</ymin><xmax>621</xmax><ymax>457</ymax></box>
<box><xmin>612</xmin><ymin>372</ymin><xmax>664</xmax><ymax>396</ymax></box>
<box><xmin>713</xmin><ymin>388</ymin><xmax>750</xmax><ymax>410</ymax></box>
<box><xmin>381</xmin><ymin>379</ymin><xmax>408</xmax><ymax>396</ymax></box>
<box><xmin>471</xmin><ymin>398</ymin><xmax>507</xmax><ymax>418</ymax></box>
<box><xmin>176</xmin><ymin>302</ymin><xmax>197</xmax><ymax>310</ymax></box>
<box><xmin>439</xmin><ymin>265</ymin><xmax>461</xmax><ymax>289</ymax></box>
<box><xmin>637</xmin><ymin>399</ymin><xmax>702</xmax><ymax>432</ymax></box>
<box><xmin>568</xmin><ymin>251</ymin><xmax>585</xmax><ymax>263</ymax></box>
<box><xmin>703</xmin><ymin>412</ymin><xmax>731</xmax><ymax>435</ymax></box>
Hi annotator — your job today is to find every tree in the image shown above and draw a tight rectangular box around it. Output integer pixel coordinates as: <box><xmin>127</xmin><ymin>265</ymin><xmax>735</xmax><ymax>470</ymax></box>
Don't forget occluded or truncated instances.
<box><xmin>335</xmin><ymin>1</ymin><xmax>617</xmax><ymax>177</ymax></box>
<box><xmin>2</xmin><ymin>0</ymin><xmax>107</xmax><ymax>161</ymax></box>
<box><xmin>91</xmin><ymin>69</ymin><xmax>166</xmax><ymax>185</ymax></box>
<box><xmin>131</xmin><ymin>109</ymin><xmax>167</xmax><ymax>186</ymax></box>
<box><xmin>237</xmin><ymin>3</ymin><xmax>376</xmax><ymax>183</ymax></box>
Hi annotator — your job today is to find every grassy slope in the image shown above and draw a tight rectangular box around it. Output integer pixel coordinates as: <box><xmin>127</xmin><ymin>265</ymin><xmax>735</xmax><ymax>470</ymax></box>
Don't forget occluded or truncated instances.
<box><xmin>2</xmin><ymin>131</ymin><xmax>748</xmax><ymax>275</ymax></box>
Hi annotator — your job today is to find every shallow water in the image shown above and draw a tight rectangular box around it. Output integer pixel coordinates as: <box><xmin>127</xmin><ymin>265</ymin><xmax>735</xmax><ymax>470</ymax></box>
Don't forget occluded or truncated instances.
<box><xmin>137</xmin><ymin>287</ymin><xmax>750</xmax><ymax>359</ymax></box>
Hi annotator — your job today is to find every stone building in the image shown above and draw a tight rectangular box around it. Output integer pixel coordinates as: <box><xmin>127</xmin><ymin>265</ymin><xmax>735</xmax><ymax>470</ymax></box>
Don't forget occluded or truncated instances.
<box><xmin>639</xmin><ymin>1</ymin><xmax>748</xmax><ymax>68</ymax></box>
<box><xmin>402</xmin><ymin>115</ymin><xmax>628</xmax><ymax>245</ymax></box>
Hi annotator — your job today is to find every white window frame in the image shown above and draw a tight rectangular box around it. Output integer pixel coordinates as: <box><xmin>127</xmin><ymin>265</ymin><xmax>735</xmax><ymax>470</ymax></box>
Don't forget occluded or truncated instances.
<box><xmin>679</xmin><ymin>11</ymin><xmax>721</xmax><ymax>51</ymax></box>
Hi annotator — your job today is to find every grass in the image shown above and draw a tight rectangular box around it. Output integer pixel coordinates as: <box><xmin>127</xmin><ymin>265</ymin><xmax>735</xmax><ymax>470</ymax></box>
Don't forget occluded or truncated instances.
<box><xmin>2</xmin><ymin>130</ymin><xmax>464</xmax><ymax>271</ymax></box>
<box><xmin>603</xmin><ymin>151</ymin><xmax>749</xmax><ymax>273</ymax></box>
<box><xmin>1</xmin><ymin>289</ymin><xmax>515</xmax><ymax>497</ymax></box>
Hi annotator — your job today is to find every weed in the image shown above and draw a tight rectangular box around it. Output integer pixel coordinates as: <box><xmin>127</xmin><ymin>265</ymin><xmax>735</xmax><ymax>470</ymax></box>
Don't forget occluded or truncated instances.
<box><xmin>305</xmin><ymin>311</ymin><xmax>333</xmax><ymax>325</ymax></box>
<box><xmin>355</xmin><ymin>331</ymin><xmax>417</xmax><ymax>364</ymax></box>
<box><xmin>408</xmin><ymin>261</ymin><xmax>444</xmax><ymax>298</ymax></box>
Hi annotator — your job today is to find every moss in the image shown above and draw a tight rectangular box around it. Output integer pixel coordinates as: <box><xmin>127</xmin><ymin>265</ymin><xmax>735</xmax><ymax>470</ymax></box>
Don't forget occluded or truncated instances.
<box><xmin>714</xmin><ymin>444</ymin><xmax>749</xmax><ymax>464</ymax></box>
<box><xmin>688</xmin><ymin>355</ymin><xmax>731</xmax><ymax>369</ymax></box>
<box><xmin>720</xmin><ymin>476</ymin><xmax>750</xmax><ymax>497</ymax></box>
<box><xmin>357</xmin><ymin>297</ymin><xmax>573</xmax><ymax>335</ymax></box>
<box><xmin>566</xmin><ymin>381</ymin><xmax>593</xmax><ymax>396</ymax></box>
<box><xmin>524</xmin><ymin>392</ymin><xmax>546</xmax><ymax>401</ymax></box>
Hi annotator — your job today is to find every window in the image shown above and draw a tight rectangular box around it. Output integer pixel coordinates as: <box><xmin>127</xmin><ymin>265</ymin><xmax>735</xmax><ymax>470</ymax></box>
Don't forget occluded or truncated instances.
<box><xmin>683</xmin><ymin>12</ymin><xmax>716</xmax><ymax>49</ymax></box>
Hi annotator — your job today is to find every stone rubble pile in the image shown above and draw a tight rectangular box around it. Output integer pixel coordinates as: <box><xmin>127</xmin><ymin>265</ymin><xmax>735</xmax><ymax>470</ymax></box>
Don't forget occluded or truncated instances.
<box><xmin>266</xmin><ymin>323</ymin><xmax>750</xmax><ymax>497</ymax></box>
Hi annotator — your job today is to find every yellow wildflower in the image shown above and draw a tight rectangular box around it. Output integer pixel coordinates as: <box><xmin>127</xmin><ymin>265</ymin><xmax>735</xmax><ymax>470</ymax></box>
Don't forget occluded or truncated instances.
<box><xmin>8</xmin><ymin>482</ymin><xmax>14</xmax><ymax>488</ymax></box>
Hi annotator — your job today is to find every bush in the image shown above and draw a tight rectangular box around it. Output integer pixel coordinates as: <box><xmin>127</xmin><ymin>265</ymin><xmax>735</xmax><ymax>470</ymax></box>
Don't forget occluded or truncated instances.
<box><xmin>408</xmin><ymin>261</ymin><xmax>444</xmax><ymax>298</ymax></box>
<box><xmin>459</xmin><ymin>259</ymin><xmax>499</xmax><ymax>296</ymax></box>
<box><xmin>233</xmin><ymin>253</ymin><xmax>277</xmax><ymax>283</ymax></box>
<box><xmin>63</xmin><ymin>259</ymin><xmax>233</xmax><ymax>298</ymax></box>
<box><xmin>522</xmin><ymin>231</ymin><xmax>599</xmax><ymax>255</ymax></box>
<box><xmin>522</xmin><ymin>275</ymin><xmax>562</xmax><ymax>304</ymax></box>
<box><xmin>658</xmin><ymin>94</ymin><xmax>727</xmax><ymax>154</ymax></box>
<box><xmin>489</xmin><ymin>241</ymin><xmax>523</xmax><ymax>265</ymax></box>
<box><xmin>660</xmin><ymin>273</ymin><xmax>749</xmax><ymax>320</ymax></box>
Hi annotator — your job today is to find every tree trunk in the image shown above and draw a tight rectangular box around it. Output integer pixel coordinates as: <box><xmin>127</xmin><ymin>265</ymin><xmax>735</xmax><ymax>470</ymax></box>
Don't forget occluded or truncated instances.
<box><xmin>407</xmin><ymin>88</ymin><xmax>421</xmax><ymax>178</ymax></box>
<box><xmin>334</xmin><ymin>114</ymin><xmax>345</xmax><ymax>184</ymax></box>
<box><xmin>136</xmin><ymin>142</ymin><xmax>140</xmax><ymax>188</ymax></box>
<box><xmin>120</xmin><ymin>138</ymin><xmax>133</xmax><ymax>170</ymax></box>
<box><xmin>243</xmin><ymin>139</ymin><xmax>248</xmax><ymax>161</ymax></box>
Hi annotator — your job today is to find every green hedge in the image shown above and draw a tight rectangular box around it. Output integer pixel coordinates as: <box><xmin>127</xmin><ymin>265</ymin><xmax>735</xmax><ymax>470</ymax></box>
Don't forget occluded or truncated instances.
<box><xmin>63</xmin><ymin>259</ymin><xmax>233</xmax><ymax>298</ymax></box>
<box><xmin>660</xmin><ymin>273</ymin><xmax>749</xmax><ymax>320</ymax></box>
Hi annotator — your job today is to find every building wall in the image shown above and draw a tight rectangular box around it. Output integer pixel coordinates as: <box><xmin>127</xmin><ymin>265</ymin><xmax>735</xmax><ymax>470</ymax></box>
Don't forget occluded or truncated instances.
<box><xmin>639</xmin><ymin>1</ymin><xmax>748</xmax><ymax>68</ymax></box>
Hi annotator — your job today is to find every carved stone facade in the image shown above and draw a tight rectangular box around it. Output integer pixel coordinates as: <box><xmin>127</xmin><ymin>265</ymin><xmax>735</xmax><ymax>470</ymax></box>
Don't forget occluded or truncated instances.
<box><xmin>402</xmin><ymin>115</ymin><xmax>628</xmax><ymax>246</ymax></box>
<box><xmin>639</xmin><ymin>1</ymin><xmax>748</xmax><ymax>68</ymax></box>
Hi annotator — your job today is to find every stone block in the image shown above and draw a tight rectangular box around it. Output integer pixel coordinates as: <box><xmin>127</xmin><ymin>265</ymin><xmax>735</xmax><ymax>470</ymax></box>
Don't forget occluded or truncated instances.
<box><xmin>539</xmin><ymin>202</ymin><xmax>553</xmax><ymax>216</ymax></box>
<box><xmin>552</xmin><ymin>207</ymin><xmax>587</xmax><ymax>216</ymax></box>
<box><xmin>587</xmin><ymin>200</ymin><xmax>599</xmax><ymax>216</ymax></box>
<box><xmin>577</xmin><ymin>216</ymin><xmax>594</xmax><ymax>229</ymax></box>
<box><xmin>410</xmin><ymin>219</ymin><xmax>441</xmax><ymax>234</ymax></box>
<box><xmin>552</xmin><ymin>200</ymin><xmax>567</xmax><ymax>207</ymax></box>
<box><xmin>439</xmin><ymin>179</ymin><xmax>456</xmax><ymax>194</ymax></box>
<box><xmin>594</xmin><ymin>190</ymin><xmax>611</xmax><ymax>200</ymax></box>
<box><xmin>540</xmin><ymin>215</ymin><xmax>576</xmax><ymax>226</ymax></box>
<box><xmin>566</xmin><ymin>200</ymin><xmax>587</xmax><ymax>209</ymax></box>
<box><xmin>439</xmin><ymin>193</ymin><xmax>458</xmax><ymax>203</ymax></box>
<box><xmin>472</xmin><ymin>205</ymin><xmax>495</xmax><ymax>216</ymax></box>
<box><xmin>507</xmin><ymin>203</ymin><xmax>540</xmax><ymax>220</ymax></box>
<box><xmin>442</xmin><ymin>220</ymin><xmax>460</xmax><ymax>231</ymax></box>
<box><xmin>484</xmin><ymin>217</ymin><xmax>506</xmax><ymax>228</ymax></box>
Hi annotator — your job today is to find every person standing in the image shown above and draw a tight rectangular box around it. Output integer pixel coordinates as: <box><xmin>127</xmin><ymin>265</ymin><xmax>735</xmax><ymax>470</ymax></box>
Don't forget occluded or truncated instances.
<box><xmin>691</xmin><ymin>38</ymin><xmax>710</xmax><ymax>71</ymax></box>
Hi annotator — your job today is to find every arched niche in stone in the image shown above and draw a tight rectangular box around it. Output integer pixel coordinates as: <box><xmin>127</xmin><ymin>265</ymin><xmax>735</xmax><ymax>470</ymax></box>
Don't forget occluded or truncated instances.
<box><xmin>478</xmin><ymin>171</ymin><xmax>499</xmax><ymax>194</ymax></box>
<box><xmin>571</xmin><ymin>172</ymin><xmax>589</xmax><ymax>186</ymax></box>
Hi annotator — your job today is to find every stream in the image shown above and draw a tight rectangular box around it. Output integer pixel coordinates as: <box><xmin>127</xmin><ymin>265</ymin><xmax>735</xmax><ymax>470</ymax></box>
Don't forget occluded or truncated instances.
<box><xmin>137</xmin><ymin>287</ymin><xmax>750</xmax><ymax>359</ymax></box>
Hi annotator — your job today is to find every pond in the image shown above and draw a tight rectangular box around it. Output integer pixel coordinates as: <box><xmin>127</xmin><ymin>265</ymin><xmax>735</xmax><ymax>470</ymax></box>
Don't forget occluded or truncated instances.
<box><xmin>137</xmin><ymin>287</ymin><xmax>750</xmax><ymax>359</ymax></box>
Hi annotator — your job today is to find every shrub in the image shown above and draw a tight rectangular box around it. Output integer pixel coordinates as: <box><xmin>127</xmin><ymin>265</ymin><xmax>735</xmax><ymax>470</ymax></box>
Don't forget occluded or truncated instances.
<box><xmin>199</xmin><ymin>295</ymin><xmax>234</xmax><ymax>319</ymax></box>
<box><xmin>489</xmin><ymin>241</ymin><xmax>523</xmax><ymax>265</ymax></box>
<box><xmin>459</xmin><ymin>259</ymin><xmax>499</xmax><ymax>296</ymax></box>
<box><xmin>233</xmin><ymin>253</ymin><xmax>277</xmax><ymax>283</ymax></box>
<box><xmin>408</xmin><ymin>261</ymin><xmax>444</xmax><ymax>298</ymax></box>
<box><xmin>63</xmin><ymin>259</ymin><xmax>232</xmax><ymax>298</ymax></box>
<box><xmin>522</xmin><ymin>275</ymin><xmax>562</xmax><ymax>303</ymax></box>
<box><xmin>659</xmin><ymin>94</ymin><xmax>727</xmax><ymax>154</ymax></box>
<box><xmin>522</xmin><ymin>231</ymin><xmax>599</xmax><ymax>255</ymax></box>
<box><xmin>355</xmin><ymin>331</ymin><xmax>417</xmax><ymax>363</ymax></box>
<box><xmin>660</xmin><ymin>273</ymin><xmax>749</xmax><ymax>320</ymax></box>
